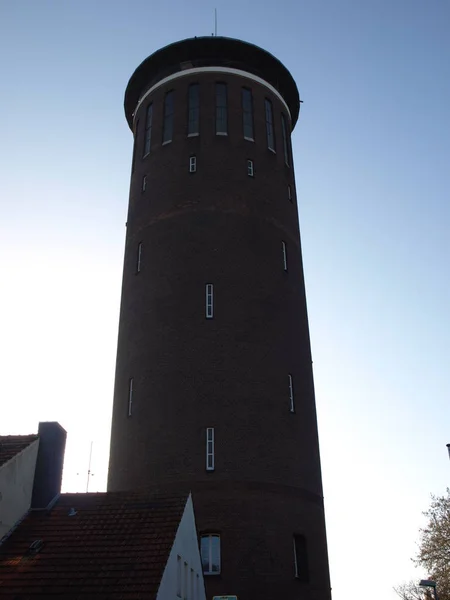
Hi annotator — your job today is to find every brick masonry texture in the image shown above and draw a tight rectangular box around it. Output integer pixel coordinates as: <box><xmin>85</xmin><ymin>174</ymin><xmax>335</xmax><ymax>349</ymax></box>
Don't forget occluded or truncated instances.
<box><xmin>108</xmin><ymin>39</ymin><xmax>331</xmax><ymax>600</ymax></box>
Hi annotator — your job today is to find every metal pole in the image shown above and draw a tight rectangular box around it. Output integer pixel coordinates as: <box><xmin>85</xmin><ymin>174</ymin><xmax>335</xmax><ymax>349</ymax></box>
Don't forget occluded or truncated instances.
<box><xmin>86</xmin><ymin>441</ymin><xmax>93</xmax><ymax>493</ymax></box>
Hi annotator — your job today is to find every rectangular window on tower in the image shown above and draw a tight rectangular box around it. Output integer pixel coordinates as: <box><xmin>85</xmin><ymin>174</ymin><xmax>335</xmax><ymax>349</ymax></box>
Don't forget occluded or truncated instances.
<box><xmin>281</xmin><ymin>112</ymin><xmax>290</xmax><ymax>166</ymax></box>
<box><xmin>205</xmin><ymin>284</ymin><xmax>213</xmax><ymax>319</ymax></box>
<box><xmin>127</xmin><ymin>378</ymin><xmax>133</xmax><ymax>417</ymax></box>
<box><xmin>242</xmin><ymin>88</ymin><xmax>254</xmax><ymax>140</ymax></box>
<box><xmin>176</xmin><ymin>556</ymin><xmax>182</xmax><ymax>597</ymax></box>
<box><xmin>143</xmin><ymin>104</ymin><xmax>153</xmax><ymax>157</ymax></box>
<box><xmin>282</xmin><ymin>241</ymin><xmax>288</xmax><ymax>272</ymax></box>
<box><xmin>215</xmin><ymin>83</ymin><xmax>228</xmax><ymax>135</ymax></box>
<box><xmin>294</xmin><ymin>534</ymin><xmax>310</xmax><ymax>582</ymax></box>
<box><xmin>265</xmin><ymin>99</ymin><xmax>276</xmax><ymax>152</ymax></box>
<box><xmin>201</xmin><ymin>534</ymin><xmax>221</xmax><ymax>574</ymax></box>
<box><xmin>188</xmin><ymin>83</ymin><xmax>200</xmax><ymax>136</ymax></box>
<box><xmin>247</xmin><ymin>159</ymin><xmax>254</xmax><ymax>177</ymax></box>
<box><xmin>206</xmin><ymin>427</ymin><xmax>214</xmax><ymax>471</ymax></box>
<box><xmin>288</xmin><ymin>185</ymin><xmax>292</xmax><ymax>202</ymax></box>
<box><xmin>163</xmin><ymin>90</ymin><xmax>174</xmax><ymax>144</ymax></box>
<box><xmin>136</xmin><ymin>242</ymin><xmax>142</xmax><ymax>274</ymax></box>
<box><xmin>288</xmin><ymin>374</ymin><xmax>295</xmax><ymax>412</ymax></box>
<box><xmin>132</xmin><ymin>120</ymin><xmax>139</xmax><ymax>173</ymax></box>
<box><xmin>189</xmin><ymin>155</ymin><xmax>197</xmax><ymax>173</ymax></box>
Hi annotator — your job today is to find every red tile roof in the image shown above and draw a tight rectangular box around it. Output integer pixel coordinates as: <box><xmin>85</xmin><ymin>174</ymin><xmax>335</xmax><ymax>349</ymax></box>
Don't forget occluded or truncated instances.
<box><xmin>0</xmin><ymin>491</ymin><xmax>188</xmax><ymax>599</ymax></box>
<box><xmin>0</xmin><ymin>435</ymin><xmax>38</xmax><ymax>469</ymax></box>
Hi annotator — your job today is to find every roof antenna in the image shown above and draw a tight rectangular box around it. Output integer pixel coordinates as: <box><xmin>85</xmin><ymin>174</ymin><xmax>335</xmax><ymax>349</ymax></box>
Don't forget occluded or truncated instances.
<box><xmin>213</xmin><ymin>8</ymin><xmax>217</xmax><ymax>36</ymax></box>
<box><xmin>86</xmin><ymin>441</ymin><xmax>94</xmax><ymax>493</ymax></box>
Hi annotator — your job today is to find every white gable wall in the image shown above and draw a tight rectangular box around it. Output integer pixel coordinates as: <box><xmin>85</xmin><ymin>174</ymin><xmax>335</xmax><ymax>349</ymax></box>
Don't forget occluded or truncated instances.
<box><xmin>157</xmin><ymin>494</ymin><xmax>206</xmax><ymax>600</ymax></box>
<box><xmin>0</xmin><ymin>440</ymin><xmax>39</xmax><ymax>541</ymax></box>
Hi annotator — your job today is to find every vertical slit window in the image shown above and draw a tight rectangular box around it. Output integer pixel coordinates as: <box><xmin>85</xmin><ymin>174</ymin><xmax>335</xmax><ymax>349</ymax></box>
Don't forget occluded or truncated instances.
<box><xmin>143</xmin><ymin>104</ymin><xmax>153</xmax><ymax>157</ymax></box>
<box><xmin>189</xmin><ymin>155</ymin><xmax>197</xmax><ymax>173</ymax></box>
<box><xmin>190</xmin><ymin>569</ymin><xmax>194</xmax><ymax>600</ymax></box>
<box><xmin>206</xmin><ymin>284</ymin><xmax>213</xmax><ymax>319</ymax></box>
<box><xmin>177</xmin><ymin>556</ymin><xmax>182</xmax><ymax>597</ymax></box>
<box><xmin>282</xmin><ymin>241</ymin><xmax>288</xmax><ymax>271</ymax></box>
<box><xmin>288</xmin><ymin>185</ymin><xmax>292</xmax><ymax>202</ymax></box>
<box><xmin>136</xmin><ymin>242</ymin><xmax>142</xmax><ymax>273</ymax></box>
<box><xmin>247</xmin><ymin>160</ymin><xmax>254</xmax><ymax>177</ymax></box>
<box><xmin>142</xmin><ymin>175</ymin><xmax>147</xmax><ymax>192</ymax></box>
<box><xmin>281</xmin><ymin>113</ymin><xmax>290</xmax><ymax>166</ymax></box>
<box><xmin>132</xmin><ymin>120</ymin><xmax>139</xmax><ymax>173</ymax></box>
<box><xmin>183</xmin><ymin>562</ymin><xmax>188</xmax><ymax>600</ymax></box>
<box><xmin>127</xmin><ymin>378</ymin><xmax>133</xmax><ymax>417</ymax></box>
<box><xmin>242</xmin><ymin>88</ymin><xmax>254</xmax><ymax>140</ymax></box>
<box><xmin>206</xmin><ymin>427</ymin><xmax>214</xmax><ymax>471</ymax></box>
<box><xmin>163</xmin><ymin>90</ymin><xmax>174</xmax><ymax>144</ymax></box>
<box><xmin>288</xmin><ymin>374</ymin><xmax>295</xmax><ymax>412</ymax></box>
<box><xmin>294</xmin><ymin>534</ymin><xmax>310</xmax><ymax>582</ymax></box>
<box><xmin>215</xmin><ymin>83</ymin><xmax>228</xmax><ymax>135</ymax></box>
<box><xmin>265</xmin><ymin>99</ymin><xmax>276</xmax><ymax>152</ymax></box>
<box><xmin>201</xmin><ymin>534</ymin><xmax>221</xmax><ymax>574</ymax></box>
<box><xmin>188</xmin><ymin>83</ymin><xmax>200</xmax><ymax>136</ymax></box>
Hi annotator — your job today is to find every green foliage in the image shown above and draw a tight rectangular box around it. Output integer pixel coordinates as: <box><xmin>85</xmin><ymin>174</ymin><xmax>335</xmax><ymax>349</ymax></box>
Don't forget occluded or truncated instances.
<box><xmin>415</xmin><ymin>488</ymin><xmax>450</xmax><ymax>600</ymax></box>
<box><xmin>395</xmin><ymin>489</ymin><xmax>450</xmax><ymax>600</ymax></box>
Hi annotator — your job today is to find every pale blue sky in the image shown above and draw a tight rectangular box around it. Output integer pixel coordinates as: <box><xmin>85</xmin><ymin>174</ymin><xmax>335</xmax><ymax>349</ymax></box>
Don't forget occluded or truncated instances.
<box><xmin>1</xmin><ymin>2</ymin><xmax>449</xmax><ymax>600</ymax></box>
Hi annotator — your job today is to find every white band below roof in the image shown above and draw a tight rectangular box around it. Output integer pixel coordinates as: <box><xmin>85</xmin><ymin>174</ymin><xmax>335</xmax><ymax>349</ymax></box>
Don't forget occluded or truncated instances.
<box><xmin>133</xmin><ymin>65</ymin><xmax>292</xmax><ymax>124</ymax></box>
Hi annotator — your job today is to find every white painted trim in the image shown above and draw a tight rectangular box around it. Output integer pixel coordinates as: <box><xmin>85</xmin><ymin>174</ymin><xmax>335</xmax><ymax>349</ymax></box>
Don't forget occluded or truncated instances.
<box><xmin>244</xmin><ymin>136</ymin><xmax>255</xmax><ymax>142</ymax></box>
<box><xmin>133</xmin><ymin>66</ymin><xmax>291</xmax><ymax>125</ymax></box>
<box><xmin>187</xmin><ymin>132</ymin><xmax>199</xmax><ymax>137</ymax></box>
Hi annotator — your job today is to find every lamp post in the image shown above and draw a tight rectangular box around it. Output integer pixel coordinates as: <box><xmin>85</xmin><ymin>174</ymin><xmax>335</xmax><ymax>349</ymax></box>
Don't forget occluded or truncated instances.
<box><xmin>419</xmin><ymin>580</ymin><xmax>439</xmax><ymax>600</ymax></box>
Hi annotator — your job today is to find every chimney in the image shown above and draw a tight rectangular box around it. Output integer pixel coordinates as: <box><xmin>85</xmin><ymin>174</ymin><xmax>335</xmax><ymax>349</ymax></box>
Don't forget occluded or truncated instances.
<box><xmin>31</xmin><ymin>422</ymin><xmax>67</xmax><ymax>509</ymax></box>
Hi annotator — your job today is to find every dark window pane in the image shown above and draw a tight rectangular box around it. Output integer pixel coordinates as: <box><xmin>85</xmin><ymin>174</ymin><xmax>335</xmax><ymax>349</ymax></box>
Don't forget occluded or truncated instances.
<box><xmin>163</xmin><ymin>91</ymin><xmax>174</xmax><ymax>143</ymax></box>
<box><xmin>211</xmin><ymin>535</ymin><xmax>221</xmax><ymax>573</ymax></box>
<box><xmin>265</xmin><ymin>99</ymin><xmax>275</xmax><ymax>151</ymax></box>
<box><xmin>294</xmin><ymin>535</ymin><xmax>309</xmax><ymax>582</ymax></box>
<box><xmin>143</xmin><ymin>104</ymin><xmax>153</xmax><ymax>156</ymax></box>
<box><xmin>281</xmin><ymin>113</ymin><xmax>290</xmax><ymax>166</ymax></box>
<box><xmin>242</xmin><ymin>88</ymin><xmax>254</xmax><ymax>139</ymax></box>
<box><xmin>188</xmin><ymin>84</ymin><xmax>200</xmax><ymax>135</ymax></box>
<box><xmin>200</xmin><ymin>537</ymin><xmax>210</xmax><ymax>572</ymax></box>
<box><xmin>132</xmin><ymin>120</ymin><xmax>139</xmax><ymax>173</ymax></box>
<box><xmin>216</xmin><ymin>83</ymin><xmax>227</xmax><ymax>134</ymax></box>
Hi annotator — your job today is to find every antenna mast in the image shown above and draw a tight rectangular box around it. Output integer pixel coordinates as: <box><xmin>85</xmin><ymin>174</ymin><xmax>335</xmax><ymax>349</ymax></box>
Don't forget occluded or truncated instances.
<box><xmin>86</xmin><ymin>441</ymin><xmax>93</xmax><ymax>493</ymax></box>
<box><xmin>215</xmin><ymin>8</ymin><xmax>217</xmax><ymax>36</ymax></box>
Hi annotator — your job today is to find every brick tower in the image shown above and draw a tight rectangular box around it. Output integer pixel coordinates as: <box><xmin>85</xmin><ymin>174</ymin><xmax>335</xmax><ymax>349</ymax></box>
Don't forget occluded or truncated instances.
<box><xmin>108</xmin><ymin>36</ymin><xmax>331</xmax><ymax>599</ymax></box>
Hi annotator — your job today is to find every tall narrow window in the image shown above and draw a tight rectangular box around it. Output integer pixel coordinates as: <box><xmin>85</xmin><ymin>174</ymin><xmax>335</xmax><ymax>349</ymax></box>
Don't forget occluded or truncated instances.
<box><xmin>142</xmin><ymin>175</ymin><xmax>147</xmax><ymax>192</ymax></box>
<box><xmin>215</xmin><ymin>83</ymin><xmax>227</xmax><ymax>135</ymax></box>
<box><xmin>265</xmin><ymin>99</ymin><xmax>276</xmax><ymax>151</ymax></box>
<box><xmin>188</xmin><ymin>83</ymin><xmax>200</xmax><ymax>136</ymax></box>
<box><xmin>183</xmin><ymin>562</ymin><xmax>188</xmax><ymax>600</ymax></box>
<box><xmin>163</xmin><ymin>90</ymin><xmax>174</xmax><ymax>144</ymax></box>
<box><xmin>206</xmin><ymin>427</ymin><xmax>214</xmax><ymax>471</ymax></box>
<box><xmin>132</xmin><ymin>120</ymin><xmax>139</xmax><ymax>173</ymax></box>
<box><xmin>206</xmin><ymin>284</ymin><xmax>213</xmax><ymax>319</ymax></box>
<box><xmin>281</xmin><ymin>113</ymin><xmax>290</xmax><ymax>166</ymax></box>
<box><xmin>282</xmin><ymin>241</ymin><xmax>288</xmax><ymax>271</ymax></box>
<box><xmin>294</xmin><ymin>534</ymin><xmax>310</xmax><ymax>582</ymax></box>
<box><xmin>190</xmin><ymin>569</ymin><xmax>194</xmax><ymax>600</ymax></box>
<box><xmin>127</xmin><ymin>378</ymin><xmax>133</xmax><ymax>417</ymax></box>
<box><xmin>288</xmin><ymin>185</ymin><xmax>292</xmax><ymax>202</ymax></box>
<box><xmin>288</xmin><ymin>374</ymin><xmax>295</xmax><ymax>412</ymax></box>
<box><xmin>200</xmin><ymin>534</ymin><xmax>221</xmax><ymax>574</ymax></box>
<box><xmin>177</xmin><ymin>556</ymin><xmax>182</xmax><ymax>597</ymax></box>
<box><xmin>242</xmin><ymin>88</ymin><xmax>254</xmax><ymax>140</ymax></box>
<box><xmin>136</xmin><ymin>242</ymin><xmax>142</xmax><ymax>273</ymax></box>
<box><xmin>143</xmin><ymin>104</ymin><xmax>153</xmax><ymax>157</ymax></box>
<box><xmin>247</xmin><ymin>159</ymin><xmax>254</xmax><ymax>177</ymax></box>
<box><xmin>189</xmin><ymin>155</ymin><xmax>197</xmax><ymax>173</ymax></box>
